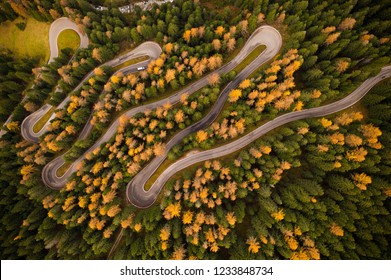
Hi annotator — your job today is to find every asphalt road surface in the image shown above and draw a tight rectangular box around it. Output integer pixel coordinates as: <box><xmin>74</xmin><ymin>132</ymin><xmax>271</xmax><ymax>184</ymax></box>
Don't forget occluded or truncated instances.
<box><xmin>127</xmin><ymin>26</ymin><xmax>282</xmax><ymax>207</ymax></box>
<box><xmin>48</xmin><ymin>17</ymin><xmax>89</xmax><ymax>63</ymax></box>
<box><xmin>21</xmin><ymin>41</ymin><xmax>162</xmax><ymax>143</ymax></box>
<box><xmin>129</xmin><ymin>65</ymin><xmax>391</xmax><ymax>208</ymax></box>
<box><xmin>41</xmin><ymin>26</ymin><xmax>281</xmax><ymax>190</ymax></box>
<box><xmin>0</xmin><ymin>17</ymin><xmax>89</xmax><ymax>138</ymax></box>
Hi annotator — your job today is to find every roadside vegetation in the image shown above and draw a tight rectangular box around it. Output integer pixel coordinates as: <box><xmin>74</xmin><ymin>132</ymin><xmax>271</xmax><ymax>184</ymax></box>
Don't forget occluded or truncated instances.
<box><xmin>57</xmin><ymin>29</ymin><xmax>81</xmax><ymax>53</ymax></box>
<box><xmin>32</xmin><ymin>107</ymin><xmax>56</xmax><ymax>133</ymax></box>
<box><xmin>0</xmin><ymin>17</ymin><xmax>50</xmax><ymax>65</ymax></box>
<box><xmin>0</xmin><ymin>0</ymin><xmax>390</xmax><ymax>261</ymax></box>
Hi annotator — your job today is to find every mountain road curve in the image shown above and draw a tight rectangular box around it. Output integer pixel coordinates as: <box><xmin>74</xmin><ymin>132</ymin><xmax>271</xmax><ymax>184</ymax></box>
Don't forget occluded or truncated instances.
<box><xmin>128</xmin><ymin>65</ymin><xmax>391</xmax><ymax>208</ymax></box>
<box><xmin>0</xmin><ymin>17</ymin><xmax>89</xmax><ymax>138</ymax></box>
<box><xmin>41</xmin><ymin>25</ymin><xmax>282</xmax><ymax>190</ymax></box>
<box><xmin>21</xmin><ymin>41</ymin><xmax>162</xmax><ymax>143</ymax></box>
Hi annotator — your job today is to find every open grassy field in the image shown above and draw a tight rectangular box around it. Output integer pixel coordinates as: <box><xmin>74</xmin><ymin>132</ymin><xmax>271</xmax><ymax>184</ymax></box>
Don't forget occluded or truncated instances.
<box><xmin>0</xmin><ymin>17</ymin><xmax>50</xmax><ymax>65</ymax></box>
<box><xmin>57</xmin><ymin>29</ymin><xmax>80</xmax><ymax>53</ymax></box>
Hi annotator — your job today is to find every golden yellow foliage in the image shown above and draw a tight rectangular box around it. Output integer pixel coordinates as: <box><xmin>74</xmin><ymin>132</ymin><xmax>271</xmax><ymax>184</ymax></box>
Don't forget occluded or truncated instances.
<box><xmin>6</xmin><ymin>121</ymin><xmax>19</xmax><ymax>132</ymax></box>
<box><xmin>321</xmin><ymin>26</ymin><xmax>336</xmax><ymax>34</ymax></box>
<box><xmin>94</xmin><ymin>67</ymin><xmax>104</xmax><ymax>76</ymax></box>
<box><xmin>103</xmin><ymin>228</ymin><xmax>113</xmax><ymax>239</ymax></box>
<box><xmin>207</xmin><ymin>73</ymin><xmax>220</xmax><ymax>86</ymax></box>
<box><xmin>260</xmin><ymin>145</ymin><xmax>272</xmax><ymax>154</ymax></box>
<box><xmin>339</xmin><ymin>17</ymin><xmax>356</xmax><ymax>30</ymax></box>
<box><xmin>320</xmin><ymin>118</ymin><xmax>332</xmax><ymax>128</ymax></box>
<box><xmin>239</xmin><ymin>79</ymin><xmax>251</xmax><ymax>89</ymax></box>
<box><xmin>134</xmin><ymin>223</ymin><xmax>142</xmax><ymax>232</ymax></box>
<box><xmin>360</xmin><ymin>124</ymin><xmax>382</xmax><ymax>143</ymax></box>
<box><xmin>164</xmin><ymin>202</ymin><xmax>182</xmax><ymax>220</ymax></box>
<box><xmin>183</xmin><ymin>30</ymin><xmax>191</xmax><ymax>42</ymax></box>
<box><xmin>383</xmin><ymin>188</ymin><xmax>391</xmax><ymax>197</ymax></box>
<box><xmin>336</xmin><ymin>60</ymin><xmax>349</xmax><ymax>73</ymax></box>
<box><xmin>111</xmin><ymin>75</ymin><xmax>120</xmax><ymax>84</ymax></box>
<box><xmin>325</xmin><ymin>32</ymin><xmax>341</xmax><ymax>45</ymax></box>
<box><xmin>329</xmin><ymin>132</ymin><xmax>345</xmax><ymax>145</ymax></box>
<box><xmin>182</xmin><ymin>210</ymin><xmax>194</xmax><ymax>224</ymax></box>
<box><xmin>160</xmin><ymin>225</ymin><xmax>171</xmax><ymax>241</ymax></box>
<box><xmin>271</xmin><ymin>209</ymin><xmax>285</xmax><ymax>221</ymax></box>
<box><xmin>228</xmin><ymin>89</ymin><xmax>242</xmax><ymax>103</ymax></box>
<box><xmin>352</xmin><ymin>173</ymin><xmax>372</xmax><ymax>190</ymax></box>
<box><xmin>165</xmin><ymin>69</ymin><xmax>176</xmax><ymax>83</ymax></box>
<box><xmin>246</xmin><ymin>236</ymin><xmax>260</xmax><ymax>254</ymax></box>
<box><xmin>226</xmin><ymin>212</ymin><xmax>237</xmax><ymax>226</ymax></box>
<box><xmin>174</xmin><ymin>110</ymin><xmax>185</xmax><ymax>123</ymax></box>
<box><xmin>330</xmin><ymin>223</ymin><xmax>344</xmax><ymax>236</ymax></box>
<box><xmin>345</xmin><ymin>134</ymin><xmax>363</xmax><ymax>147</ymax></box>
<box><xmin>346</xmin><ymin>147</ymin><xmax>368</xmax><ymax>162</ymax></box>
<box><xmin>164</xmin><ymin>43</ymin><xmax>173</xmax><ymax>54</ymax></box>
<box><xmin>215</xmin><ymin>26</ymin><xmax>225</xmax><ymax>36</ymax></box>
<box><xmin>171</xmin><ymin>245</ymin><xmax>186</xmax><ymax>260</ymax></box>
<box><xmin>196</xmin><ymin>130</ymin><xmax>208</xmax><ymax>143</ymax></box>
<box><xmin>107</xmin><ymin>205</ymin><xmax>121</xmax><ymax>217</ymax></box>
<box><xmin>285</xmin><ymin>236</ymin><xmax>299</xmax><ymax>250</ymax></box>
<box><xmin>210</xmin><ymin>243</ymin><xmax>219</xmax><ymax>253</ymax></box>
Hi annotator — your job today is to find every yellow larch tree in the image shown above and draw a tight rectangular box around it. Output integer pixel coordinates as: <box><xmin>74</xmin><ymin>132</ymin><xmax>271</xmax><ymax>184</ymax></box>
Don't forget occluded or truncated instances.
<box><xmin>164</xmin><ymin>43</ymin><xmax>174</xmax><ymax>54</ymax></box>
<box><xmin>160</xmin><ymin>225</ymin><xmax>171</xmax><ymax>241</ymax></box>
<box><xmin>239</xmin><ymin>79</ymin><xmax>251</xmax><ymax>89</ymax></box>
<box><xmin>271</xmin><ymin>209</ymin><xmax>285</xmax><ymax>221</ymax></box>
<box><xmin>207</xmin><ymin>73</ymin><xmax>220</xmax><ymax>86</ymax></box>
<box><xmin>360</xmin><ymin>124</ymin><xmax>382</xmax><ymax>143</ymax></box>
<box><xmin>330</xmin><ymin>223</ymin><xmax>344</xmax><ymax>236</ymax></box>
<box><xmin>246</xmin><ymin>236</ymin><xmax>261</xmax><ymax>254</ymax></box>
<box><xmin>227</xmin><ymin>38</ymin><xmax>236</xmax><ymax>52</ymax></box>
<box><xmin>164</xmin><ymin>202</ymin><xmax>181</xmax><ymax>220</ymax></box>
<box><xmin>336</xmin><ymin>60</ymin><xmax>349</xmax><ymax>73</ymax></box>
<box><xmin>182</xmin><ymin>210</ymin><xmax>194</xmax><ymax>224</ymax></box>
<box><xmin>92</xmin><ymin>48</ymin><xmax>102</xmax><ymax>62</ymax></box>
<box><xmin>165</xmin><ymin>69</ymin><xmax>176</xmax><ymax>83</ymax></box>
<box><xmin>215</xmin><ymin>26</ymin><xmax>225</xmax><ymax>36</ymax></box>
<box><xmin>345</xmin><ymin>134</ymin><xmax>363</xmax><ymax>147</ymax></box>
<box><xmin>171</xmin><ymin>245</ymin><xmax>186</xmax><ymax>260</ymax></box>
<box><xmin>352</xmin><ymin>173</ymin><xmax>372</xmax><ymax>190</ymax></box>
<box><xmin>320</xmin><ymin>118</ymin><xmax>332</xmax><ymax>128</ymax></box>
<box><xmin>183</xmin><ymin>30</ymin><xmax>191</xmax><ymax>42</ymax></box>
<box><xmin>346</xmin><ymin>147</ymin><xmax>368</xmax><ymax>162</ymax></box>
<box><xmin>339</xmin><ymin>17</ymin><xmax>356</xmax><ymax>30</ymax></box>
<box><xmin>321</xmin><ymin>26</ymin><xmax>336</xmax><ymax>34</ymax></box>
<box><xmin>228</xmin><ymin>89</ymin><xmax>242</xmax><ymax>103</ymax></box>
<box><xmin>153</xmin><ymin>142</ymin><xmax>166</xmax><ymax>156</ymax></box>
<box><xmin>226</xmin><ymin>212</ymin><xmax>237</xmax><ymax>226</ymax></box>
<box><xmin>325</xmin><ymin>32</ymin><xmax>341</xmax><ymax>45</ymax></box>
<box><xmin>196</xmin><ymin>130</ymin><xmax>208</xmax><ymax>143</ymax></box>
<box><xmin>174</xmin><ymin>110</ymin><xmax>185</xmax><ymax>123</ymax></box>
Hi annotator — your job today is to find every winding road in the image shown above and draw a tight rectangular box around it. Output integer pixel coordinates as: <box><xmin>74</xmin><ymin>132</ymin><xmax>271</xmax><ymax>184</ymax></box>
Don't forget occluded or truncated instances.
<box><xmin>17</xmin><ymin>19</ymin><xmax>391</xmax><ymax>210</ymax></box>
<box><xmin>41</xmin><ymin>26</ymin><xmax>281</xmax><ymax>190</ymax></box>
<box><xmin>128</xmin><ymin>65</ymin><xmax>391</xmax><ymax>208</ymax></box>
<box><xmin>48</xmin><ymin>17</ymin><xmax>89</xmax><ymax>63</ymax></box>
<box><xmin>21</xmin><ymin>41</ymin><xmax>162</xmax><ymax>143</ymax></box>
<box><xmin>0</xmin><ymin>17</ymin><xmax>89</xmax><ymax>138</ymax></box>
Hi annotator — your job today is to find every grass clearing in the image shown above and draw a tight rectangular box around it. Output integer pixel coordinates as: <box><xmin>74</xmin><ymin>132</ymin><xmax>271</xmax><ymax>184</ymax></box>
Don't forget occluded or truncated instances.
<box><xmin>33</xmin><ymin>107</ymin><xmax>55</xmax><ymax>133</ymax></box>
<box><xmin>57</xmin><ymin>29</ymin><xmax>80</xmax><ymax>52</ymax></box>
<box><xmin>233</xmin><ymin>45</ymin><xmax>266</xmax><ymax>74</ymax></box>
<box><xmin>0</xmin><ymin>17</ymin><xmax>50</xmax><ymax>65</ymax></box>
<box><xmin>112</xmin><ymin>55</ymin><xmax>149</xmax><ymax>72</ymax></box>
<box><xmin>56</xmin><ymin>162</ymin><xmax>71</xmax><ymax>177</ymax></box>
<box><xmin>144</xmin><ymin>158</ymin><xmax>175</xmax><ymax>191</ymax></box>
